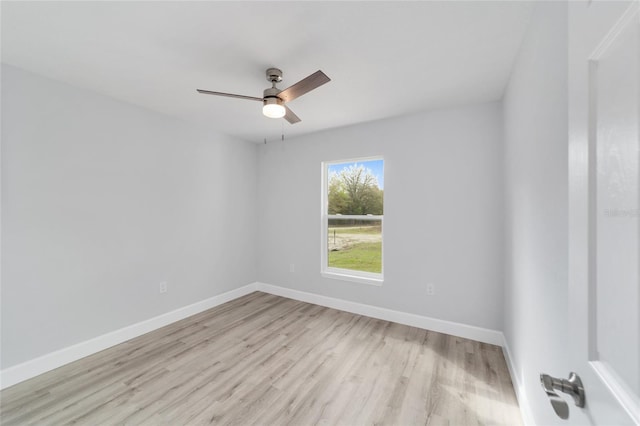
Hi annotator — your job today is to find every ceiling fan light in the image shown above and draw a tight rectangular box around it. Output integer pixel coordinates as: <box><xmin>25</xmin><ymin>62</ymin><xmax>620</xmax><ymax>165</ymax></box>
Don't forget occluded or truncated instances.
<box><xmin>263</xmin><ymin>97</ymin><xmax>286</xmax><ymax>119</ymax></box>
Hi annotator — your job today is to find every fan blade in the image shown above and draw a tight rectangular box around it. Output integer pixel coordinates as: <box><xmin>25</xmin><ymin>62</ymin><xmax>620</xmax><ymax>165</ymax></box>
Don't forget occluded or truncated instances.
<box><xmin>196</xmin><ymin>89</ymin><xmax>262</xmax><ymax>102</ymax></box>
<box><xmin>284</xmin><ymin>106</ymin><xmax>301</xmax><ymax>124</ymax></box>
<box><xmin>278</xmin><ymin>70</ymin><xmax>330</xmax><ymax>103</ymax></box>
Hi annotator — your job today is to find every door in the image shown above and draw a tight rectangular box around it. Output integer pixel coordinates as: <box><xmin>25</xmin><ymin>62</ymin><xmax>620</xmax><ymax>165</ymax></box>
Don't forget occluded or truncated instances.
<box><xmin>569</xmin><ymin>0</ymin><xmax>640</xmax><ymax>424</ymax></box>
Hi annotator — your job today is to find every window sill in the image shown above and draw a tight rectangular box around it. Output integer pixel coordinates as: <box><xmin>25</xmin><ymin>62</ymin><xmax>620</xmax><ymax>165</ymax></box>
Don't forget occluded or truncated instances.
<box><xmin>321</xmin><ymin>270</ymin><xmax>384</xmax><ymax>286</ymax></box>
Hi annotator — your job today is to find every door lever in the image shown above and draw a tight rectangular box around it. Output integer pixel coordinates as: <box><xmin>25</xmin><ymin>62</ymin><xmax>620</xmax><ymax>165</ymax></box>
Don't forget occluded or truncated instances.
<box><xmin>540</xmin><ymin>372</ymin><xmax>585</xmax><ymax>419</ymax></box>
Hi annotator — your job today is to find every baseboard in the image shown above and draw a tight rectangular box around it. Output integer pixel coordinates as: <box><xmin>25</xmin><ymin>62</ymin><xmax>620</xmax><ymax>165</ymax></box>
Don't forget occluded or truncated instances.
<box><xmin>501</xmin><ymin>335</ymin><xmax>535</xmax><ymax>426</ymax></box>
<box><xmin>0</xmin><ymin>283</ymin><xmax>258</xmax><ymax>390</ymax></box>
<box><xmin>1</xmin><ymin>281</ymin><xmax>513</xmax><ymax>394</ymax></box>
<box><xmin>255</xmin><ymin>282</ymin><xmax>503</xmax><ymax>346</ymax></box>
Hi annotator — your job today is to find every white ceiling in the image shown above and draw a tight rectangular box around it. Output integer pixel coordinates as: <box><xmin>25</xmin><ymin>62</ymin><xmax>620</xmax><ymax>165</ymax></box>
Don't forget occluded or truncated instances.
<box><xmin>1</xmin><ymin>1</ymin><xmax>533</xmax><ymax>143</ymax></box>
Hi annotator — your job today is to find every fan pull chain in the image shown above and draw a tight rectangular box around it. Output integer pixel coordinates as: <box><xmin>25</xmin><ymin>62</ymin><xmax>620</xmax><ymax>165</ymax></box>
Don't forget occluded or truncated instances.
<box><xmin>281</xmin><ymin>121</ymin><xmax>285</xmax><ymax>141</ymax></box>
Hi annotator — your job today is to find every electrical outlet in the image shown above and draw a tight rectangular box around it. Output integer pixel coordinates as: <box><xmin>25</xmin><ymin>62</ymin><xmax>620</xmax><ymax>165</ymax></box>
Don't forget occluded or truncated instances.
<box><xmin>426</xmin><ymin>283</ymin><xmax>435</xmax><ymax>296</ymax></box>
<box><xmin>159</xmin><ymin>281</ymin><xmax>168</xmax><ymax>294</ymax></box>
<box><xmin>289</xmin><ymin>263</ymin><xmax>295</xmax><ymax>273</ymax></box>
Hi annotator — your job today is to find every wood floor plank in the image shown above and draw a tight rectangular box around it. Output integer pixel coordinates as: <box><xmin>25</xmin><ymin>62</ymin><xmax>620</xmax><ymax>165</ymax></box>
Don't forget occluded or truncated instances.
<box><xmin>0</xmin><ymin>292</ymin><xmax>522</xmax><ymax>425</ymax></box>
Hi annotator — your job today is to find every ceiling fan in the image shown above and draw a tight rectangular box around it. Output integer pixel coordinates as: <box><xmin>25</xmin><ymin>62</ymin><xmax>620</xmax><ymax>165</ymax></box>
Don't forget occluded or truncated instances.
<box><xmin>197</xmin><ymin>68</ymin><xmax>330</xmax><ymax>124</ymax></box>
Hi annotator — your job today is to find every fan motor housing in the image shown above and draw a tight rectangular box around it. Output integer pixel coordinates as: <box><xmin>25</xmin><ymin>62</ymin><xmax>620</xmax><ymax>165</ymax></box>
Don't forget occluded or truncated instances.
<box><xmin>263</xmin><ymin>87</ymin><xmax>281</xmax><ymax>99</ymax></box>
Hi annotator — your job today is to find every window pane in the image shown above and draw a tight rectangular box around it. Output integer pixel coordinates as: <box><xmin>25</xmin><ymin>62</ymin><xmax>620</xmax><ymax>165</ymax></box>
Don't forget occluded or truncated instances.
<box><xmin>327</xmin><ymin>219</ymin><xmax>382</xmax><ymax>273</ymax></box>
<box><xmin>327</xmin><ymin>159</ymin><xmax>383</xmax><ymax>215</ymax></box>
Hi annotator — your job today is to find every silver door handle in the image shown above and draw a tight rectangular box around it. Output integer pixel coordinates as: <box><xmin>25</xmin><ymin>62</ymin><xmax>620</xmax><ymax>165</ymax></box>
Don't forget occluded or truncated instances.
<box><xmin>540</xmin><ymin>372</ymin><xmax>585</xmax><ymax>419</ymax></box>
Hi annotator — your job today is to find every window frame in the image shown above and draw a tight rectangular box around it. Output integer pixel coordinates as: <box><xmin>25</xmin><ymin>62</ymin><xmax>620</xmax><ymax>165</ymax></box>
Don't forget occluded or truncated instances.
<box><xmin>320</xmin><ymin>156</ymin><xmax>384</xmax><ymax>286</ymax></box>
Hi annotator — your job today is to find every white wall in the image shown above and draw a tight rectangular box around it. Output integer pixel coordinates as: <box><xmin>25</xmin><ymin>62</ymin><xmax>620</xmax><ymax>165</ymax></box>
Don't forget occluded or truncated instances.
<box><xmin>257</xmin><ymin>102</ymin><xmax>504</xmax><ymax>331</ymax></box>
<box><xmin>502</xmin><ymin>3</ymin><xmax>569</xmax><ymax>425</ymax></box>
<box><xmin>1</xmin><ymin>65</ymin><xmax>258</xmax><ymax>369</ymax></box>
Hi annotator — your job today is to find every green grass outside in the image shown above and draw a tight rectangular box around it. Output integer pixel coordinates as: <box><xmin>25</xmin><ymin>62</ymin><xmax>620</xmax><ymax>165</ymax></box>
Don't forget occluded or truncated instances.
<box><xmin>328</xmin><ymin>241</ymin><xmax>382</xmax><ymax>273</ymax></box>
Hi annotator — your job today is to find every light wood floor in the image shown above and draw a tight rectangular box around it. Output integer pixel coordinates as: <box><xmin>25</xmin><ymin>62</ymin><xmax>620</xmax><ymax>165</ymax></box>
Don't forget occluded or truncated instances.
<box><xmin>1</xmin><ymin>292</ymin><xmax>522</xmax><ymax>425</ymax></box>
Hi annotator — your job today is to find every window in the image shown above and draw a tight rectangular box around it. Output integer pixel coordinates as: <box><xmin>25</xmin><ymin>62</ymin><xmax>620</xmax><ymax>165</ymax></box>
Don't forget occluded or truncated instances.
<box><xmin>321</xmin><ymin>157</ymin><xmax>384</xmax><ymax>285</ymax></box>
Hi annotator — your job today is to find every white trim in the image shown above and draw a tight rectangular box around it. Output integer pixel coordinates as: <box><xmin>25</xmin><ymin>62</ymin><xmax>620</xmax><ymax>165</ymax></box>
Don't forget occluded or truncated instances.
<box><xmin>321</xmin><ymin>271</ymin><xmax>383</xmax><ymax>286</ymax></box>
<box><xmin>322</xmin><ymin>155</ymin><xmax>386</xmax><ymax>167</ymax></box>
<box><xmin>255</xmin><ymin>282</ymin><xmax>503</xmax><ymax>346</ymax></box>
<box><xmin>501</xmin><ymin>335</ymin><xmax>536</xmax><ymax>426</ymax></box>
<box><xmin>0</xmin><ymin>283</ymin><xmax>258</xmax><ymax>390</ymax></box>
<box><xmin>590</xmin><ymin>361</ymin><xmax>640</xmax><ymax>424</ymax></box>
<box><xmin>589</xmin><ymin>1</ymin><xmax>640</xmax><ymax>60</ymax></box>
